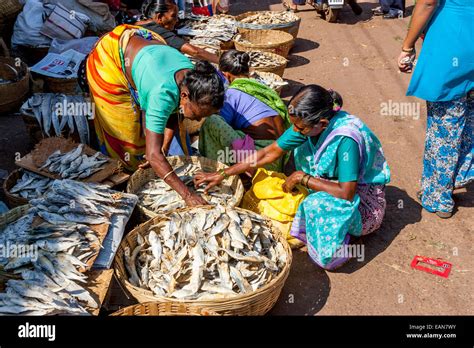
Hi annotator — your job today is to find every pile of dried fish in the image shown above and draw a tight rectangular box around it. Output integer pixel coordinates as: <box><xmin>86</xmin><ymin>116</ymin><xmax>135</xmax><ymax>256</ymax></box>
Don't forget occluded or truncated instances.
<box><xmin>125</xmin><ymin>206</ymin><xmax>287</xmax><ymax>300</ymax></box>
<box><xmin>240</xmin><ymin>11</ymin><xmax>299</xmax><ymax>26</ymax></box>
<box><xmin>40</xmin><ymin>144</ymin><xmax>108</xmax><ymax>179</ymax></box>
<box><xmin>29</xmin><ymin>179</ymin><xmax>138</xmax><ymax>226</ymax></box>
<box><xmin>182</xmin><ymin>16</ymin><xmax>237</xmax><ymax>50</ymax></box>
<box><xmin>21</xmin><ymin>93</ymin><xmax>91</xmax><ymax>145</ymax></box>
<box><xmin>0</xmin><ymin>180</ymin><xmax>138</xmax><ymax>315</ymax></box>
<box><xmin>9</xmin><ymin>171</ymin><xmax>52</xmax><ymax>200</ymax></box>
<box><xmin>248</xmin><ymin>51</ymin><xmax>287</xmax><ymax>69</ymax></box>
<box><xmin>137</xmin><ymin>162</ymin><xmax>237</xmax><ymax>214</ymax></box>
<box><xmin>250</xmin><ymin>71</ymin><xmax>288</xmax><ymax>91</ymax></box>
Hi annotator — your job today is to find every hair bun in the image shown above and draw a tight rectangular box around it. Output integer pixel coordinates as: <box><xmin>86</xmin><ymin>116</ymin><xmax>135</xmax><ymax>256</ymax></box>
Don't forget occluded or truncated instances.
<box><xmin>194</xmin><ymin>60</ymin><xmax>216</xmax><ymax>75</ymax></box>
<box><xmin>239</xmin><ymin>52</ymin><xmax>250</xmax><ymax>66</ymax></box>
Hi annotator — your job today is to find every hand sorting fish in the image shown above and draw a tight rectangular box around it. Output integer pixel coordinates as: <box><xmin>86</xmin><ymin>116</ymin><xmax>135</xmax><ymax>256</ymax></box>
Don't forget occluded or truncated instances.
<box><xmin>124</xmin><ymin>206</ymin><xmax>288</xmax><ymax>300</ymax></box>
<box><xmin>0</xmin><ymin>180</ymin><xmax>138</xmax><ymax>315</ymax></box>
<box><xmin>39</xmin><ymin>144</ymin><xmax>108</xmax><ymax>180</ymax></box>
<box><xmin>9</xmin><ymin>170</ymin><xmax>52</xmax><ymax>200</ymax></box>
<box><xmin>137</xmin><ymin>162</ymin><xmax>238</xmax><ymax>214</ymax></box>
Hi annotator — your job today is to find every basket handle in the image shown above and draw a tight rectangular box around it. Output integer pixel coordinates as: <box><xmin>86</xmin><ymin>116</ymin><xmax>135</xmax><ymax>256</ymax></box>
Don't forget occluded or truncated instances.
<box><xmin>0</xmin><ymin>38</ymin><xmax>10</xmax><ymax>58</ymax></box>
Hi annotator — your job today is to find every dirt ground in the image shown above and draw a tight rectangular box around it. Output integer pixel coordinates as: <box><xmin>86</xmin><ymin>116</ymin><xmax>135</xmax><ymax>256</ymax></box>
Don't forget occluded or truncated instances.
<box><xmin>0</xmin><ymin>0</ymin><xmax>472</xmax><ymax>315</ymax></box>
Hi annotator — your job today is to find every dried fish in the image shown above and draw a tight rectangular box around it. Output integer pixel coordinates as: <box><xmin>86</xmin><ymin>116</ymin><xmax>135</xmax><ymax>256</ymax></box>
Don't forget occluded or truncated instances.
<box><xmin>137</xmin><ymin>161</ymin><xmax>238</xmax><ymax>214</ymax></box>
<box><xmin>249</xmin><ymin>71</ymin><xmax>288</xmax><ymax>91</ymax></box>
<box><xmin>240</xmin><ymin>11</ymin><xmax>299</xmax><ymax>26</ymax></box>
<box><xmin>9</xmin><ymin>171</ymin><xmax>52</xmax><ymax>200</ymax></box>
<box><xmin>128</xmin><ymin>207</ymin><xmax>287</xmax><ymax>300</ymax></box>
<box><xmin>39</xmin><ymin>145</ymin><xmax>108</xmax><ymax>180</ymax></box>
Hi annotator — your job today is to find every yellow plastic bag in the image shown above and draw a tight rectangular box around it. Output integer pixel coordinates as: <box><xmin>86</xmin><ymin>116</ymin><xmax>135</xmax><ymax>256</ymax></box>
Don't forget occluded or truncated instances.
<box><xmin>242</xmin><ymin>168</ymin><xmax>308</xmax><ymax>248</ymax></box>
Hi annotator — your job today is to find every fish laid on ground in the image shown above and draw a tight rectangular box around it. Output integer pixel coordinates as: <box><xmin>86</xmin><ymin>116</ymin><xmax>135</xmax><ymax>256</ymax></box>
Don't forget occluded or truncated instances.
<box><xmin>9</xmin><ymin>170</ymin><xmax>53</xmax><ymax>200</ymax></box>
<box><xmin>0</xmin><ymin>180</ymin><xmax>138</xmax><ymax>316</ymax></box>
<box><xmin>39</xmin><ymin>144</ymin><xmax>108</xmax><ymax>180</ymax></box>
<box><xmin>128</xmin><ymin>206</ymin><xmax>287</xmax><ymax>300</ymax></box>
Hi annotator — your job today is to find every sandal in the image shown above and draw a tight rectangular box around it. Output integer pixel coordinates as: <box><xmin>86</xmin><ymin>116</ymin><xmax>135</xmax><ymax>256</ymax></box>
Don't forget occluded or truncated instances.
<box><xmin>416</xmin><ymin>190</ymin><xmax>453</xmax><ymax>219</ymax></box>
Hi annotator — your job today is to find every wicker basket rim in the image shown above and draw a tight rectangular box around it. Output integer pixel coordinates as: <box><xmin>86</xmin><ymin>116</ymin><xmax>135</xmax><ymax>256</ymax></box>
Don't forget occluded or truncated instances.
<box><xmin>235</xmin><ymin>11</ymin><xmax>301</xmax><ymax>29</ymax></box>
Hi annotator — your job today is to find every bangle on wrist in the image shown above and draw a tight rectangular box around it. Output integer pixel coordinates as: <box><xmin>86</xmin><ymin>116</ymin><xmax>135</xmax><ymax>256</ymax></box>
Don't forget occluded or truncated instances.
<box><xmin>218</xmin><ymin>169</ymin><xmax>229</xmax><ymax>180</ymax></box>
<box><xmin>163</xmin><ymin>170</ymin><xmax>174</xmax><ymax>181</ymax></box>
<box><xmin>402</xmin><ymin>46</ymin><xmax>415</xmax><ymax>53</ymax></box>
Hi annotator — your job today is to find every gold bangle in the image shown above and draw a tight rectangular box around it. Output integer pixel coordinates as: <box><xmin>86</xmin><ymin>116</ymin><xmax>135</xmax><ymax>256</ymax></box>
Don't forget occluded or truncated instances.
<box><xmin>163</xmin><ymin>170</ymin><xmax>174</xmax><ymax>181</ymax></box>
<box><xmin>303</xmin><ymin>174</ymin><xmax>311</xmax><ymax>187</ymax></box>
<box><xmin>218</xmin><ymin>169</ymin><xmax>229</xmax><ymax>180</ymax></box>
<box><xmin>402</xmin><ymin>47</ymin><xmax>415</xmax><ymax>53</ymax></box>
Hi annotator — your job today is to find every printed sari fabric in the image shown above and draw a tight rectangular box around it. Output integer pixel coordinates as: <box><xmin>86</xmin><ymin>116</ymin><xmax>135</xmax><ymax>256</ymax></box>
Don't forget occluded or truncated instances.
<box><xmin>198</xmin><ymin>115</ymin><xmax>283</xmax><ymax>172</ymax></box>
<box><xmin>290</xmin><ymin>111</ymin><xmax>391</xmax><ymax>269</ymax></box>
<box><xmin>86</xmin><ymin>24</ymin><xmax>166</xmax><ymax>171</ymax></box>
<box><xmin>421</xmin><ymin>95</ymin><xmax>473</xmax><ymax>213</ymax></box>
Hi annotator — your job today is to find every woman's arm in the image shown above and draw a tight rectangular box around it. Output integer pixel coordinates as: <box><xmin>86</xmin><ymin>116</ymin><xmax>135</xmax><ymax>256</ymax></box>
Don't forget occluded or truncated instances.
<box><xmin>398</xmin><ymin>0</ymin><xmax>439</xmax><ymax>72</ymax></box>
<box><xmin>194</xmin><ymin>142</ymin><xmax>286</xmax><ymax>192</ymax></box>
<box><xmin>145</xmin><ymin>128</ymin><xmax>208</xmax><ymax>206</ymax></box>
<box><xmin>283</xmin><ymin>171</ymin><xmax>358</xmax><ymax>201</ymax></box>
<box><xmin>180</xmin><ymin>43</ymin><xmax>219</xmax><ymax>64</ymax></box>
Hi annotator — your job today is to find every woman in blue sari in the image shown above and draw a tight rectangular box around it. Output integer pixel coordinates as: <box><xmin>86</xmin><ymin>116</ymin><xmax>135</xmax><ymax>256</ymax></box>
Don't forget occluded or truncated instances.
<box><xmin>195</xmin><ymin>85</ymin><xmax>391</xmax><ymax>269</ymax></box>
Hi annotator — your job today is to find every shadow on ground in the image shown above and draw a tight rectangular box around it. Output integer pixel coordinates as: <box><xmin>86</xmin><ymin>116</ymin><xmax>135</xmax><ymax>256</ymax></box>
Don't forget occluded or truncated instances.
<box><xmin>291</xmin><ymin>38</ymin><xmax>320</xmax><ymax>54</ymax></box>
<box><xmin>269</xmin><ymin>248</ymin><xmax>330</xmax><ymax>315</ymax></box>
<box><xmin>335</xmin><ymin>185</ymin><xmax>423</xmax><ymax>274</ymax></box>
<box><xmin>280</xmin><ymin>79</ymin><xmax>305</xmax><ymax>99</ymax></box>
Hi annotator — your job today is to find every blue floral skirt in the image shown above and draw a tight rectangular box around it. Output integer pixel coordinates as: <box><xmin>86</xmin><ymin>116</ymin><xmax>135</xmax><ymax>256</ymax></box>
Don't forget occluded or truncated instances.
<box><xmin>421</xmin><ymin>95</ymin><xmax>474</xmax><ymax>213</ymax></box>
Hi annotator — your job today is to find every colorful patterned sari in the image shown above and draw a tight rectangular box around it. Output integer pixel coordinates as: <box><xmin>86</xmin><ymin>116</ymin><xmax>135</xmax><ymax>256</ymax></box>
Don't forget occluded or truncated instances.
<box><xmin>290</xmin><ymin>111</ymin><xmax>391</xmax><ymax>269</ymax></box>
<box><xmin>86</xmin><ymin>24</ymin><xmax>166</xmax><ymax>171</ymax></box>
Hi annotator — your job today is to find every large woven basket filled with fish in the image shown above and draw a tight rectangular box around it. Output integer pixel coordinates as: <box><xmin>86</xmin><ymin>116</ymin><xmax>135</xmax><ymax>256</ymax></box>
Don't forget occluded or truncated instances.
<box><xmin>235</xmin><ymin>11</ymin><xmax>301</xmax><ymax>39</ymax></box>
<box><xmin>126</xmin><ymin>156</ymin><xmax>244</xmax><ymax>221</ymax></box>
<box><xmin>0</xmin><ymin>57</ymin><xmax>30</xmax><ymax>115</ymax></box>
<box><xmin>234</xmin><ymin>30</ymin><xmax>294</xmax><ymax>59</ymax></box>
<box><xmin>248</xmin><ymin>51</ymin><xmax>288</xmax><ymax>77</ymax></box>
<box><xmin>114</xmin><ymin>205</ymin><xmax>292</xmax><ymax>315</ymax></box>
<box><xmin>3</xmin><ymin>169</ymin><xmax>53</xmax><ymax>208</ymax></box>
<box><xmin>0</xmin><ymin>181</ymin><xmax>137</xmax><ymax>315</ymax></box>
<box><xmin>110</xmin><ymin>302</ymin><xmax>219</xmax><ymax>316</ymax></box>
<box><xmin>250</xmin><ymin>71</ymin><xmax>288</xmax><ymax>95</ymax></box>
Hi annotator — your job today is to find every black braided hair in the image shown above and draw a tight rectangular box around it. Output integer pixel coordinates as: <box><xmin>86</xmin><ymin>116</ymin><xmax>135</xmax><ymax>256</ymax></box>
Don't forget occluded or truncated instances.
<box><xmin>141</xmin><ymin>0</ymin><xmax>176</xmax><ymax>19</ymax></box>
<box><xmin>288</xmin><ymin>85</ymin><xmax>344</xmax><ymax>126</ymax></box>
<box><xmin>219</xmin><ymin>50</ymin><xmax>250</xmax><ymax>76</ymax></box>
<box><xmin>181</xmin><ymin>60</ymin><xmax>225</xmax><ymax>109</ymax></box>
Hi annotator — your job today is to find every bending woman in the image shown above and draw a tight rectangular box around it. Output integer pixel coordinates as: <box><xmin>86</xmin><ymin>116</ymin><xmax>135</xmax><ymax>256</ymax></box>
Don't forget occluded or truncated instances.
<box><xmin>138</xmin><ymin>0</ymin><xmax>219</xmax><ymax>64</ymax></box>
<box><xmin>199</xmin><ymin>50</ymin><xmax>290</xmax><ymax>172</ymax></box>
<box><xmin>195</xmin><ymin>85</ymin><xmax>391</xmax><ymax>269</ymax></box>
<box><xmin>86</xmin><ymin>24</ymin><xmax>224</xmax><ymax>206</ymax></box>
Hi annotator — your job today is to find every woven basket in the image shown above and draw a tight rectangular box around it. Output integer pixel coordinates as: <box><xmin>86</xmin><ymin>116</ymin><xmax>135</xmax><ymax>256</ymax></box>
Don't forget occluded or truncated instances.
<box><xmin>43</xmin><ymin>76</ymin><xmax>79</xmax><ymax>94</ymax></box>
<box><xmin>114</xmin><ymin>205</ymin><xmax>292</xmax><ymax>315</ymax></box>
<box><xmin>0</xmin><ymin>204</ymin><xmax>29</xmax><ymax>228</ymax></box>
<box><xmin>234</xmin><ymin>30</ymin><xmax>294</xmax><ymax>59</ymax></box>
<box><xmin>110</xmin><ymin>302</ymin><xmax>220</xmax><ymax>316</ymax></box>
<box><xmin>126</xmin><ymin>156</ymin><xmax>245</xmax><ymax>222</ymax></box>
<box><xmin>235</xmin><ymin>11</ymin><xmax>301</xmax><ymax>39</ymax></box>
<box><xmin>3</xmin><ymin>169</ymin><xmax>29</xmax><ymax>208</ymax></box>
<box><xmin>250</xmin><ymin>71</ymin><xmax>286</xmax><ymax>95</ymax></box>
<box><xmin>0</xmin><ymin>57</ymin><xmax>30</xmax><ymax>115</ymax></box>
<box><xmin>248</xmin><ymin>51</ymin><xmax>288</xmax><ymax>78</ymax></box>
<box><xmin>0</xmin><ymin>0</ymin><xmax>22</xmax><ymax>35</ymax></box>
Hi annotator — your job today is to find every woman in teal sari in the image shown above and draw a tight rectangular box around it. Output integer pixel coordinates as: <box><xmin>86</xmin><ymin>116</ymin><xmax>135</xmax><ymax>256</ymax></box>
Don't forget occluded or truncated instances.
<box><xmin>195</xmin><ymin>85</ymin><xmax>391</xmax><ymax>270</ymax></box>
